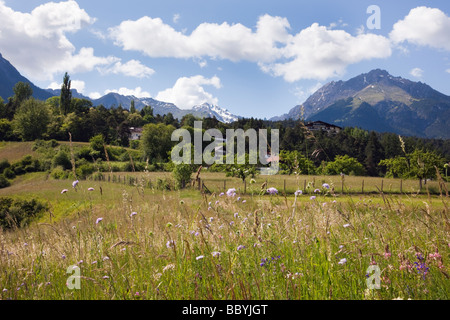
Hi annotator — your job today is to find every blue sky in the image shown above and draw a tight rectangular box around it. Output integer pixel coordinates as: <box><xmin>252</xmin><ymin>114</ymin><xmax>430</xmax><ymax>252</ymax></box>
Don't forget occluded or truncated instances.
<box><xmin>1</xmin><ymin>0</ymin><xmax>449</xmax><ymax>119</ymax></box>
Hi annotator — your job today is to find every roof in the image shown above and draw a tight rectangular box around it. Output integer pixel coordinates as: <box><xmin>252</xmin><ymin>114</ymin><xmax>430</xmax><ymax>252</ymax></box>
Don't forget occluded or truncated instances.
<box><xmin>306</xmin><ymin>121</ymin><xmax>342</xmax><ymax>129</ymax></box>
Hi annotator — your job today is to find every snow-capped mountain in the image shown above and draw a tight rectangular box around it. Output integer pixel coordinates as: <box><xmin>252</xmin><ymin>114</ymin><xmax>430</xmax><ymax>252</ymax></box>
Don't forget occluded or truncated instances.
<box><xmin>192</xmin><ymin>103</ymin><xmax>239</xmax><ymax>123</ymax></box>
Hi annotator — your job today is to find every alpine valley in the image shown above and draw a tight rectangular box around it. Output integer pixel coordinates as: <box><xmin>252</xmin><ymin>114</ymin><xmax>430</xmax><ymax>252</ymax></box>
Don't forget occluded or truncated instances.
<box><xmin>1</xmin><ymin>50</ymin><xmax>449</xmax><ymax>138</ymax></box>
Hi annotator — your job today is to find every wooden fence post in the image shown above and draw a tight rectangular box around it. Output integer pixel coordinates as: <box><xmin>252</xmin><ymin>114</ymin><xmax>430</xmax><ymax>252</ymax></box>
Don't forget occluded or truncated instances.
<box><xmin>381</xmin><ymin>179</ymin><xmax>384</xmax><ymax>193</ymax></box>
<box><xmin>244</xmin><ymin>180</ymin><xmax>247</xmax><ymax>194</ymax></box>
<box><xmin>284</xmin><ymin>179</ymin><xmax>286</xmax><ymax>194</ymax></box>
<box><xmin>400</xmin><ymin>179</ymin><xmax>403</xmax><ymax>194</ymax></box>
<box><xmin>362</xmin><ymin>179</ymin><xmax>364</xmax><ymax>194</ymax></box>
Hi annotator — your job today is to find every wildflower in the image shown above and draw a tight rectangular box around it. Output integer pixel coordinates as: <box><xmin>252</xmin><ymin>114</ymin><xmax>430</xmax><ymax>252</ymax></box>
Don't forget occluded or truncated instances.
<box><xmin>130</xmin><ymin>212</ymin><xmax>137</xmax><ymax>218</ymax></box>
<box><xmin>267</xmin><ymin>187</ymin><xmax>278</xmax><ymax>195</ymax></box>
<box><xmin>237</xmin><ymin>197</ymin><xmax>241</xmax><ymax>201</ymax></box>
<box><xmin>338</xmin><ymin>258</ymin><xmax>347</xmax><ymax>265</ymax></box>
<box><xmin>61</xmin><ymin>254</ymin><xmax>66</xmax><ymax>259</ymax></box>
<box><xmin>234</xmin><ymin>212</ymin><xmax>239</xmax><ymax>218</ymax></box>
<box><xmin>166</xmin><ymin>240</ymin><xmax>175</xmax><ymax>248</ymax></box>
<box><xmin>179</xmin><ymin>200</ymin><xmax>185</xmax><ymax>204</ymax></box>
<box><xmin>230</xmin><ymin>221</ymin><xmax>234</xmax><ymax>226</ymax></box>
<box><xmin>226</xmin><ymin>188</ymin><xmax>236</xmax><ymax>197</ymax></box>
<box><xmin>242</xmin><ymin>200</ymin><xmax>246</xmax><ymax>203</ymax></box>
<box><xmin>215</xmin><ymin>200</ymin><xmax>219</xmax><ymax>205</ymax></box>
<box><xmin>295</xmin><ymin>190</ymin><xmax>303</xmax><ymax>196</ymax></box>
<box><xmin>314</xmin><ymin>189</ymin><xmax>321</xmax><ymax>193</ymax></box>
<box><xmin>250</xmin><ymin>178</ymin><xmax>256</xmax><ymax>184</ymax></box>
<box><xmin>322</xmin><ymin>183</ymin><xmax>330</xmax><ymax>189</ymax></box>
<box><xmin>61</xmin><ymin>189</ymin><xmax>69</xmax><ymax>194</ymax></box>
<box><xmin>212</xmin><ymin>251</ymin><xmax>221</xmax><ymax>257</ymax></box>
<box><xmin>209</xmin><ymin>217</ymin><xmax>214</xmax><ymax>222</ymax></box>
<box><xmin>88</xmin><ymin>187</ymin><xmax>94</xmax><ymax>191</ymax></box>
<box><xmin>310</xmin><ymin>196</ymin><xmax>316</xmax><ymax>200</ymax></box>
<box><xmin>92</xmin><ymin>261</ymin><xmax>97</xmax><ymax>264</ymax></box>
<box><xmin>2</xmin><ymin>288</ymin><xmax>7</xmax><ymax>292</ymax></box>
<box><xmin>196</xmin><ymin>255</ymin><xmax>204</xmax><ymax>260</ymax></box>
<box><xmin>194</xmin><ymin>232</ymin><xmax>199</xmax><ymax>236</ymax></box>
<box><xmin>219</xmin><ymin>192</ymin><xmax>225</xmax><ymax>197</ymax></box>
<box><xmin>72</xmin><ymin>180</ymin><xmax>79</xmax><ymax>188</ymax></box>
<box><xmin>96</xmin><ymin>217</ymin><xmax>103</xmax><ymax>224</ymax></box>
<box><xmin>103</xmin><ymin>256</ymin><xmax>110</xmax><ymax>261</ymax></box>
<box><xmin>135</xmin><ymin>292</ymin><xmax>140</xmax><ymax>296</ymax></box>
<box><xmin>384</xmin><ymin>245</ymin><xmax>391</xmax><ymax>259</ymax></box>
<box><xmin>102</xmin><ymin>276</ymin><xmax>109</xmax><ymax>279</ymax></box>
<box><xmin>343</xmin><ymin>224</ymin><xmax>350</xmax><ymax>228</ymax></box>
<box><xmin>237</xmin><ymin>245</ymin><xmax>245</xmax><ymax>251</ymax></box>
<box><xmin>208</xmin><ymin>207</ymin><xmax>212</xmax><ymax>211</ymax></box>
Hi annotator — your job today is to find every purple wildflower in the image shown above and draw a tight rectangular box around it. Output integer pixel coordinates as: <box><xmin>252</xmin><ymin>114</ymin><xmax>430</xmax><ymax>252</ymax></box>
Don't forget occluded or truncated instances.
<box><xmin>267</xmin><ymin>187</ymin><xmax>278</xmax><ymax>195</ymax></box>
<box><xmin>295</xmin><ymin>190</ymin><xmax>303</xmax><ymax>196</ymax></box>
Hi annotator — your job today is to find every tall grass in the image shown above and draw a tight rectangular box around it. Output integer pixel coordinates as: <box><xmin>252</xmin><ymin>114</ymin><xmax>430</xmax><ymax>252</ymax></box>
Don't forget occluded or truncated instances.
<box><xmin>0</xmin><ymin>176</ymin><xmax>449</xmax><ymax>300</ymax></box>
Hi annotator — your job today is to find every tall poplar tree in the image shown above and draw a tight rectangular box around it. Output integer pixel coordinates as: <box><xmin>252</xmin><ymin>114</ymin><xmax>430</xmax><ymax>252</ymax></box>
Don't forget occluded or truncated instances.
<box><xmin>60</xmin><ymin>72</ymin><xmax>72</xmax><ymax>115</ymax></box>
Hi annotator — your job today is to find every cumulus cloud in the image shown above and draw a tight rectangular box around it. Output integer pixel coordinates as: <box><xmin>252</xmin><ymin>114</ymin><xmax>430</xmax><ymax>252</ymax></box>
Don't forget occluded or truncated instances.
<box><xmin>410</xmin><ymin>67</ymin><xmax>424</xmax><ymax>78</ymax></box>
<box><xmin>109</xmin><ymin>14</ymin><xmax>290</xmax><ymax>63</ymax></box>
<box><xmin>109</xmin><ymin>14</ymin><xmax>392</xmax><ymax>82</ymax></box>
<box><xmin>0</xmin><ymin>1</ymin><xmax>118</xmax><ymax>81</ymax></box>
<box><xmin>155</xmin><ymin>75</ymin><xmax>222</xmax><ymax>109</ymax></box>
<box><xmin>100</xmin><ymin>59</ymin><xmax>155</xmax><ymax>78</ymax></box>
<box><xmin>105</xmin><ymin>87</ymin><xmax>151</xmax><ymax>98</ymax></box>
<box><xmin>390</xmin><ymin>7</ymin><xmax>450</xmax><ymax>51</ymax></box>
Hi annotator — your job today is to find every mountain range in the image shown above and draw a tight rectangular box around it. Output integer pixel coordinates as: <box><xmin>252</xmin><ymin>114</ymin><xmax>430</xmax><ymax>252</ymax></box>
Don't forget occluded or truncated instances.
<box><xmin>273</xmin><ymin>69</ymin><xmax>450</xmax><ymax>139</ymax></box>
<box><xmin>1</xmin><ymin>51</ymin><xmax>449</xmax><ymax>138</ymax></box>
<box><xmin>0</xmin><ymin>52</ymin><xmax>239</xmax><ymax>123</ymax></box>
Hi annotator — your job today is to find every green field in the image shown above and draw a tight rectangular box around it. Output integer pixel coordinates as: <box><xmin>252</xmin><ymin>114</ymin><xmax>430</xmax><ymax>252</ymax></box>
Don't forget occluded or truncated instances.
<box><xmin>0</xmin><ymin>170</ymin><xmax>449</xmax><ymax>300</ymax></box>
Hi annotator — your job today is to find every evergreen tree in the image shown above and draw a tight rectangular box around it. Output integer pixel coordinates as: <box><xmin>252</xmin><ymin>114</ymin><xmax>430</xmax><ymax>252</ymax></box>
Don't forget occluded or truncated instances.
<box><xmin>60</xmin><ymin>72</ymin><xmax>72</xmax><ymax>115</ymax></box>
<box><xmin>364</xmin><ymin>131</ymin><xmax>384</xmax><ymax>176</ymax></box>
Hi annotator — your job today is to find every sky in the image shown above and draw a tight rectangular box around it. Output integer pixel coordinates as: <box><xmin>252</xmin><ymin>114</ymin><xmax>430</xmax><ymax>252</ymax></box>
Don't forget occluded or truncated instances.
<box><xmin>0</xmin><ymin>0</ymin><xmax>450</xmax><ymax>119</ymax></box>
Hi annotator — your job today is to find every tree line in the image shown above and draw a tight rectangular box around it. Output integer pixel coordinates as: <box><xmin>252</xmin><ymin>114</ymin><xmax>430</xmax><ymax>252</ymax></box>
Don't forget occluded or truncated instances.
<box><xmin>0</xmin><ymin>75</ymin><xmax>449</xmax><ymax>183</ymax></box>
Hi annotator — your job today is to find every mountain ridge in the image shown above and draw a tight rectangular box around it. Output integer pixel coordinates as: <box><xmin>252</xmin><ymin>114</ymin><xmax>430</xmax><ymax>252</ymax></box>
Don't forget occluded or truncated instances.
<box><xmin>273</xmin><ymin>69</ymin><xmax>450</xmax><ymax>139</ymax></box>
<box><xmin>0</xmin><ymin>52</ymin><xmax>239</xmax><ymax>123</ymax></box>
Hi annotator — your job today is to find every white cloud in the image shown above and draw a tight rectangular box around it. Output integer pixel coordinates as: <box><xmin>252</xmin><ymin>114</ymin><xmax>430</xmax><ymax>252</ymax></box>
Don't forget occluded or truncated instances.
<box><xmin>155</xmin><ymin>75</ymin><xmax>222</xmax><ymax>109</ymax></box>
<box><xmin>173</xmin><ymin>13</ymin><xmax>180</xmax><ymax>24</ymax></box>
<box><xmin>109</xmin><ymin>14</ymin><xmax>391</xmax><ymax>82</ymax></box>
<box><xmin>109</xmin><ymin>14</ymin><xmax>290</xmax><ymax>63</ymax></box>
<box><xmin>100</xmin><ymin>59</ymin><xmax>155</xmax><ymax>78</ymax></box>
<box><xmin>264</xmin><ymin>23</ymin><xmax>392</xmax><ymax>82</ymax></box>
<box><xmin>105</xmin><ymin>87</ymin><xmax>151</xmax><ymax>98</ymax></box>
<box><xmin>446</xmin><ymin>69</ymin><xmax>450</xmax><ymax>74</ymax></box>
<box><xmin>0</xmin><ymin>1</ymin><xmax>117</xmax><ymax>81</ymax></box>
<box><xmin>88</xmin><ymin>92</ymin><xmax>102</xmax><ymax>100</ymax></box>
<box><xmin>390</xmin><ymin>7</ymin><xmax>450</xmax><ymax>51</ymax></box>
<box><xmin>410</xmin><ymin>67</ymin><xmax>424</xmax><ymax>78</ymax></box>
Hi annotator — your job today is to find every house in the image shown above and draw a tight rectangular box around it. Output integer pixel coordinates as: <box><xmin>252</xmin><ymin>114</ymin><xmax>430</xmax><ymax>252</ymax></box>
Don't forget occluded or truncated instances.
<box><xmin>305</xmin><ymin>121</ymin><xmax>342</xmax><ymax>134</ymax></box>
<box><xmin>129</xmin><ymin>127</ymin><xmax>143</xmax><ymax>140</ymax></box>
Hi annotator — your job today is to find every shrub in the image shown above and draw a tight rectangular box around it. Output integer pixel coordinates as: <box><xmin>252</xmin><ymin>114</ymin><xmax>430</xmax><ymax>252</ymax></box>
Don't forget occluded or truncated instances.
<box><xmin>172</xmin><ymin>163</ymin><xmax>194</xmax><ymax>189</ymax></box>
<box><xmin>0</xmin><ymin>174</ymin><xmax>10</xmax><ymax>189</ymax></box>
<box><xmin>0</xmin><ymin>159</ymin><xmax>11</xmax><ymax>174</ymax></box>
<box><xmin>50</xmin><ymin>166</ymin><xmax>69</xmax><ymax>180</ymax></box>
<box><xmin>3</xmin><ymin>168</ymin><xmax>15</xmax><ymax>179</ymax></box>
<box><xmin>0</xmin><ymin>197</ymin><xmax>47</xmax><ymax>229</ymax></box>
<box><xmin>76</xmin><ymin>163</ymin><xmax>95</xmax><ymax>179</ymax></box>
<box><xmin>52</xmin><ymin>150</ymin><xmax>72</xmax><ymax>170</ymax></box>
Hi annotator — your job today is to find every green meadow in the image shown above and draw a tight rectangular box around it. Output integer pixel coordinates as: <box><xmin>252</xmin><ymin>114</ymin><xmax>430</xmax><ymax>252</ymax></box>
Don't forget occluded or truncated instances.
<box><xmin>0</xmin><ymin>170</ymin><xmax>448</xmax><ymax>300</ymax></box>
